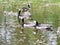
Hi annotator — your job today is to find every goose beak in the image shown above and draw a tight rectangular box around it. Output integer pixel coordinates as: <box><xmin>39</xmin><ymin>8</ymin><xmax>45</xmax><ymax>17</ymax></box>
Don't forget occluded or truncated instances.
<box><xmin>46</xmin><ymin>28</ymin><xmax>53</xmax><ymax>31</ymax></box>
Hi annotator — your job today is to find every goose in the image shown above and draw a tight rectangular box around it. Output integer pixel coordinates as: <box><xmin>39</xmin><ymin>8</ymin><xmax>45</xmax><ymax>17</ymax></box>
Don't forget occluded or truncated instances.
<box><xmin>18</xmin><ymin>9</ymin><xmax>32</xmax><ymax>20</ymax></box>
<box><xmin>17</xmin><ymin>9</ymin><xmax>31</xmax><ymax>23</ymax></box>
<box><xmin>21</xmin><ymin>18</ymin><xmax>53</xmax><ymax>32</ymax></box>
<box><xmin>36</xmin><ymin>24</ymin><xmax>53</xmax><ymax>31</ymax></box>
<box><xmin>18</xmin><ymin>9</ymin><xmax>28</xmax><ymax>23</ymax></box>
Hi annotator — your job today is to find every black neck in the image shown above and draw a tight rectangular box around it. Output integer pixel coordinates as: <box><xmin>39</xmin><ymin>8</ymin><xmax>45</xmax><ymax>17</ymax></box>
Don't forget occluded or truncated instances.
<box><xmin>18</xmin><ymin>10</ymin><xmax>21</xmax><ymax>16</ymax></box>
<box><xmin>22</xmin><ymin>18</ymin><xmax>24</xmax><ymax>27</ymax></box>
<box><xmin>22</xmin><ymin>18</ymin><xmax>24</xmax><ymax>22</ymax></box>
<box><xmin>36</xmin><ymin>21</ymin><xmax>38</xmax><ymax>26</ymax></box>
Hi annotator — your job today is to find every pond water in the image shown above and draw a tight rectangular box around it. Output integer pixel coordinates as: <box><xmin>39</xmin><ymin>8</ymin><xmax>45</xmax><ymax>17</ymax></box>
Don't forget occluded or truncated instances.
<box><xmin>0</xmin><ymin>14</ymin><xmax>57</xmax><ymax>45</ymax></box>
<box><xmin>0</xmin><ymin>15</ymin><xmax>19</xmax><ymax>45</ymax></box>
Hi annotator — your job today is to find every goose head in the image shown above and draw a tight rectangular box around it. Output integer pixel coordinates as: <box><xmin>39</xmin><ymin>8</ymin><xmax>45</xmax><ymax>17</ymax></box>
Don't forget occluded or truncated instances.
<box><xmin>22</xmin><ymin>4</ymin><xmax>30</xmax><ymax>12</ymax></box>
<box><xmin>46</xmin><ymin>27</ymin><xmax>53</xmax><ymax>31</ymax></box>
<box><xmin>27</xmin><ymin>3</ymin><xmax>30</xmax><ymax>8</ymax></box>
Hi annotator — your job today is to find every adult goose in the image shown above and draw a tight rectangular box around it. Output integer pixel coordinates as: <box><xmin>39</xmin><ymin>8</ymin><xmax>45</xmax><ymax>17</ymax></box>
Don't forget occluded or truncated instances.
<box><xmin>36</xmin><ymin>24</ymin><xmax>53</xmax><ymax>31</ymax></box>
<box><xmin>18</xmin><ymin>9</ymin><xmax>31</xmax><ymax>23</ymax></box>
<box><xmin>21</xmin><ymin>18</ymin><xmax>53</xmax><ymax>32</ymax></box>
<box><xmin>19</xmin><ymin>9</ymin><xmax>32</xmax><ymax>20</ymax></box>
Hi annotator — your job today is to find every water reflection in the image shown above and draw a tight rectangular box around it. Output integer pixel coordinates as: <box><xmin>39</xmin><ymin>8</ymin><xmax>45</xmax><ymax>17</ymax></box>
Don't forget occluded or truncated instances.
<box><xmin>0</xmin><ymin>15</ymin><xmax>17</xmax><ymax>45</ymax></box>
